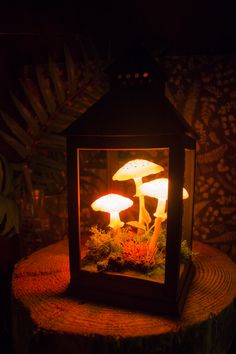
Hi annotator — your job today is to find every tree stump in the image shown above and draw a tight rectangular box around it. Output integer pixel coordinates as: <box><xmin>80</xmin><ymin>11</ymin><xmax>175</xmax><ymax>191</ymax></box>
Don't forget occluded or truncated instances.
<box><xmin>12</xmin><ymin>240</ymin><xmax>236</xmax><ymax>354</ymax></box>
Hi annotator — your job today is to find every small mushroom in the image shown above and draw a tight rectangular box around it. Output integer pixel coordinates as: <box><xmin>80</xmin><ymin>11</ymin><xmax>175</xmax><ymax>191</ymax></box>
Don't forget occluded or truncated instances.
<box><xmin>112</xmin><ymin>159</ymin><xmax>164</xmax><ymax>226</ymax></box>
<box><xmin>91</xmin><ymin>193</ymin><xmax>133</xmax><ymax>229</ymax></box>
<box><xmin>140</xmin><ymin>178</ymin><xmax>189</xmax><ymax>258</ymax></box>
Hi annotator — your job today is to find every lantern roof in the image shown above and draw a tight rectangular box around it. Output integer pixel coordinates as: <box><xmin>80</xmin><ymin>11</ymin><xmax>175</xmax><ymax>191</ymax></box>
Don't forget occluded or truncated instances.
<box><xmin>64</xmin><ymin>89</ymin><xmax>197</xmax><ymax>138</ymax></box>
<box><xmin>64</xmin><ymin>45</ymin><xmax>197</xmax><ymax>139</ymax></box>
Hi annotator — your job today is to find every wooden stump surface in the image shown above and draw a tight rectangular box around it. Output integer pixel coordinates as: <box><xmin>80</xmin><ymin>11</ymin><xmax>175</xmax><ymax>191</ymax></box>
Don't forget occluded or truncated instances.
<box><xmin>12</xmin><ymin>240</ymin><xmax>236</xmax><ymax>354</ymax></box>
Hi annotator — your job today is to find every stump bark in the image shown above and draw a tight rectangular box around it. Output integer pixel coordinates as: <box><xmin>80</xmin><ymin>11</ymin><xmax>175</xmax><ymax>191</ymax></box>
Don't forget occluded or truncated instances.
<box><xmin>12</xmin><ymin>240</ymin><xmax>236</xmax><ymax>354</ymax></box>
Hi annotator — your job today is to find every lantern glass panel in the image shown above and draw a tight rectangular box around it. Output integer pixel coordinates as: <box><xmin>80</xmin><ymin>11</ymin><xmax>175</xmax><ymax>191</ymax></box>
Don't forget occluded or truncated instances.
<box><xmin>179</xmin><ymin>148</ymin><xmax>195</xmax><ymax>279</ymax></box>
<box><xmin>77</xmin><ymin>148</ymin><xmax>170</xmax><ymax>284</ymax></box>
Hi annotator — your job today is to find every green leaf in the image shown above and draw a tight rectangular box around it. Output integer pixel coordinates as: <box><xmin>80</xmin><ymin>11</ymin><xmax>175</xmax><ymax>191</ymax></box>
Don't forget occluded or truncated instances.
<box><xmin>48</xmin><ymin>56</ymin><xmax>65</xmax><ymax>105</ymax></box>
<box><xmin>0</xmin><ymin>130</ymin><xmax>27</xmax><ymax>158</ymax></box>
<box><xmin>0</xmin><ymin>110</ymin><xmax>33</xmax><ymax>146</ymax></box>
<box><xmin>10</xmin><ymin>92</ymin><xmax>40</xmax><ymax>136</ymax></box>
<box><xmin>36</xmin><ymin>65</ymin><xmax>57</xmax><ymax>114</ymax></box>
<box><xmin>0</xmin><ymin>154</ymin><xmax>13</xmax><ymax>196</ymax></box>
<box><xmin>64</xmin><ymin>46</ymin><xmax>77</xmax><ymax>95</ymax></box>
<box><xmin>126</xmin><ymin>221</ymin><xmax>146</xmax><ymax>231</ymax></box>
<box><xmin>142</xmin><ymin>207</ymin><xmax>151</xmax><ymax>226</ymax></box>
<box><xmin>0</xmin><ymin>196</ymin><xmax>19</xmax><ymax>236</ymax></box>
<box><xmin>20</xmin><ymin>78</ymin><xmax>48</xmax><ymax>124</ymax></box>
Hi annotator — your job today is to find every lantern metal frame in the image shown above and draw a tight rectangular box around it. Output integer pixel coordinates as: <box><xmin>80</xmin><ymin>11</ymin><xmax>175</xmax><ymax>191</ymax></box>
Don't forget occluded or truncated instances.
<box><xmin>65</xmin><ymin>46</ymin><xmax>197</xmax><ymax>316</ymax></box>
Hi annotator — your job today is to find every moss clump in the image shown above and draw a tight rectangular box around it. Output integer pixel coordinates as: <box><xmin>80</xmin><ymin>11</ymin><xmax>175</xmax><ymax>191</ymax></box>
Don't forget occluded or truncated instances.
<box><xmin>180</xmin><ymin>240</ymin><xmax>198</xmax><ymax>262</ymax></box>
<box><xmin>82</xmin><ymin>225</ymin><xmax>195</xmax><ymax>276</ymax></box>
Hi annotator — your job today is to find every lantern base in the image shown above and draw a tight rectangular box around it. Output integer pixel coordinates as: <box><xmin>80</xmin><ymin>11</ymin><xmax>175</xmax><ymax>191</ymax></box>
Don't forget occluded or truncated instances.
<box><xmin>69</xmin><ymin>261</ymin><xmax>195</xmax><ymax>316</ymax></box>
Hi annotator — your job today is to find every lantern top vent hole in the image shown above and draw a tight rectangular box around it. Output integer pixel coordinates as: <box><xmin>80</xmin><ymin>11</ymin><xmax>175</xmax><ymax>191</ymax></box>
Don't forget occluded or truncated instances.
<box><xmin>108</xmin><ymin>43</ymin><xmax>165</xmax><ymax>91</ymax></box>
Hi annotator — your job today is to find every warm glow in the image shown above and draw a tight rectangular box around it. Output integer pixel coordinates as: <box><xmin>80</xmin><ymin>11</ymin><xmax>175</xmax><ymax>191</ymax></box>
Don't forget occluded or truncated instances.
<box><xmin>140</xmin><ymin>178</ymin><xmax>189</xmax><ymax>219</ymax></box>
<box><xmin>112</xmin><ymin>159</ymin><xmax>164</xmax><ymax>225</ymax></box>
<box><xmin>140</xmin><ymin>178</ymin><xmax>189</xmax><ymax>201</ymax></box>
<box><xmin>112</xmin><ymin>159</ymin><xmax>164</xmax><ymax>182</ymax></box>
<box><xmin>91</xmin><ymin>193</ymin><xmax>133</xmax><ymax>229</ymax></box>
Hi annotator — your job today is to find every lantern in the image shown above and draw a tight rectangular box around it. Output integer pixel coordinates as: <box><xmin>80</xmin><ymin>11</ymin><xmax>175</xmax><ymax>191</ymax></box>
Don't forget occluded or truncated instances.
<box><xmin>65</xmin><ymin>45</ymin><xmax>197</xmax><ymax>316</ymax></box>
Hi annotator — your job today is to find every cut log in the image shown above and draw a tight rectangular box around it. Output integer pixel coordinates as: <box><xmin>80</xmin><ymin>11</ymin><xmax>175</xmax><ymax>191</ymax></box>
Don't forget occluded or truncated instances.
<box><xmin>12</xmin><ymin>239</ymin><xmax>236</xmax><ymax>354</ymax></box>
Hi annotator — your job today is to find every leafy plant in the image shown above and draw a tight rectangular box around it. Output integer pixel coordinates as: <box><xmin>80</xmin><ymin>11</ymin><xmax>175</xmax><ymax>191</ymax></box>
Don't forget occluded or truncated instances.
<box><xmin>0</xmin><ymin>154</ymin><xmax>19</xmax><ymax>238</ymax></box>
<box><xmin>0</xmin><ymin>45</ymin><xmax>108</xmax><ymax>196</ymax></box>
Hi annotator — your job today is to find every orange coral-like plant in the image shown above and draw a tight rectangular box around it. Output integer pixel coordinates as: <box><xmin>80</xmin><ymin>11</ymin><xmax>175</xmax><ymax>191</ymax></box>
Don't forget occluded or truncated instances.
<box><xmin>122</xmin><ymin>241</ymin><xmax>156</xmax><ymax>269</ymax></box>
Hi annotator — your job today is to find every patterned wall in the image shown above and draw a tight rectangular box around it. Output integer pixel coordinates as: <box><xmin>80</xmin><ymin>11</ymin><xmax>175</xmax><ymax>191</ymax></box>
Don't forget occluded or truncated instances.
<box><xmin>163</xmin><ymin>55</ymin><xmax>236</xmax><ymax>261</ymax></box>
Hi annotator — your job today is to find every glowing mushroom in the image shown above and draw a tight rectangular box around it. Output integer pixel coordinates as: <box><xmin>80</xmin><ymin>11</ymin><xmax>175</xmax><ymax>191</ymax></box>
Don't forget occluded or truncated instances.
<box><xmin>112</xmin><ymin>159</ymin><xmax>164</xmax><ymax>226</ymax></box>
<box><xmin>140</xmin><ymin>178</ymin><xmax>189</xmax><ymax>257</ymax></box>
<box><xmin>91</xmin><ymin>193</ymin><xmax>133</xmax><ymax>229</ymax></box>
<box><xmin>140</xmin><ymin>178</ymin><xmax>189</xmax><ymax>220</ymax></box>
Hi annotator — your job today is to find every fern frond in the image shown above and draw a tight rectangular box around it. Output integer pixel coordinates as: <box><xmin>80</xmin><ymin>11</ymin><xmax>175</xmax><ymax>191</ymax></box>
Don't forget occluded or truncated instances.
<box><xmin>0</xmin><ymin>197</ymin><xmax>19</xmax><ymax>236</ymax></box>
<box><xmin>39</xmin><ymin>134</ymin><xmax>66</xmax><ymax>150</ymax></box>
<box><xmin>20</xmin><ymin>78</ymin><xmax>48</xmax><ymax>124</ymax></box>
<box><xmin>32</xmin><ymin>155</ymin><xmax>65</xmax><ymax>171</ymax></box>
<box><xmin>64</xmin><ymin>45</ymin><xmax>78</xmax><ymax>95</ymax></box>
<box><xmin>0</xmin><ymin>153</ymin><xmax>13</xmax><ymax>196</ymax></box>
<box><xmin>0</xmin><ymin>130</ymin><xmax>27</xmax><ymax>159</ymax></box>
<box><xmin>48</xmin><ymin>56</ymin><xmax>66</xmax><ymax>104</ymax></box>
<box><xmin>0</xmin><ymin>110</ymin><xmax>33</xmax><ymax>146</ymax></box>
<box><xmin>55</xmin><ymin>112</ymin><xmax>78</xmax><ymax>124</ymax></box>
<box><xmin>1</xmin><ymin>45</ymin><xmax>107</xmax><ymax>196</ymax></box>
<box><xmin>10</xmin><ymin>92</ymin><xmax>40</xmax><ymax>136</ymax></box>
<box><xmin>36</xmin><ymin>64</ymin><xmax>57</xmax><ymax>114</ymax></box>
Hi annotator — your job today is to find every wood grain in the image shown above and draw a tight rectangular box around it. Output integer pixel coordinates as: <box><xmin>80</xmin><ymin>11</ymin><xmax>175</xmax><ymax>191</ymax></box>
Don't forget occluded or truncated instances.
<box><xmin>12</xmin><ymin>239</ymin><xmax>236</xmax><ymax>354</ymax></box>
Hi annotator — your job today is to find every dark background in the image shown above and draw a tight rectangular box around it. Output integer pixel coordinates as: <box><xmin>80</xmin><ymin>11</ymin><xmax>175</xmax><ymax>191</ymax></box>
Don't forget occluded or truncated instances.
<box><xmin>1</xmin><ymin>2</ymin><xmax>236</xmax><ymax>353</ymax></box>
<box><xmin>1</xmin><ymin>1</ymin><xmax>236</xmax><ymax>54</ymax></box>
<box><xmin>1</xmin><ymin>2</ymin><xmax>236</xmax><ymax>66</ymax></box>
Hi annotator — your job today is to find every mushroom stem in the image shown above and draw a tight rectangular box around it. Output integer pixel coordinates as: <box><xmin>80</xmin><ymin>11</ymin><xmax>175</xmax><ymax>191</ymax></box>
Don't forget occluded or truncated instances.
<box><xmin>109</xmin><ymin>211</ymin><xmax>124</xmax><ymax>229</ymax></box>
<box><xmin>154</xmin><ymin>198</ymin><xmax>167</xmax><ymax>220</ymax></box>
<box><xmin>139</xmin><ymin>194</ymin><xmax>145</xmax><ymax>223</ymax></box>
<box><xmin>147</xmin><ymin>217</ymin><xmax>162</xmax><ymax>259</ymax></box>
<box><xmin>134</xmin><ymin>177</ymin><xmax>143</xmax><ymax>196</ymax></box>
<box><xmin>148</xmin><ymin>199</ymin><xmax>167</xmax><ymax>256</ymax></box>
<box><xmin>134</xmin><ymin>177</ymin><xmax>151</xmax><ymax>226</ymax></box>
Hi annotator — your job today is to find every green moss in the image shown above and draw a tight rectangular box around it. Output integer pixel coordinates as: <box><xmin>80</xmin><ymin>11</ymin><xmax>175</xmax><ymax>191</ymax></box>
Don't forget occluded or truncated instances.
<box><xmin>82</xmin><ymin>225</ymin><xmax>195</xmax><ymax>277</ymax></box>
<box><xmin>180</xmin><ymin>240</ymin><xmax>198</xmax><ymax>262</ymax></box>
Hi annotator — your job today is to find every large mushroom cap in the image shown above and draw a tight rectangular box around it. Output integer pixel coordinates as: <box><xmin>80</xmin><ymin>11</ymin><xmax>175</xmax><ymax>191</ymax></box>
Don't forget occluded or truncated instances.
<box><xmin>112</xmin><ymin>159</ymin><xmax>164</xmax><ymax>181</ymax></box>
<box><xmin>91</xmin><ymin>193</ymin><xmax>133</xmax><ymax>213</ymax></box>
<box><xmin>140</xmin><ymin>178</ymin><xmax>189</xmax><ymax>200</ymax></box>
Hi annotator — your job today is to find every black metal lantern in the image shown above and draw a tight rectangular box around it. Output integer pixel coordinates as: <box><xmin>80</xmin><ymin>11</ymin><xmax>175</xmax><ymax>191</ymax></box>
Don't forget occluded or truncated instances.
<box><xmin>65</xmin><ymin>45</ymin><xmax>197</xmax><ymax>316</ymax></box>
